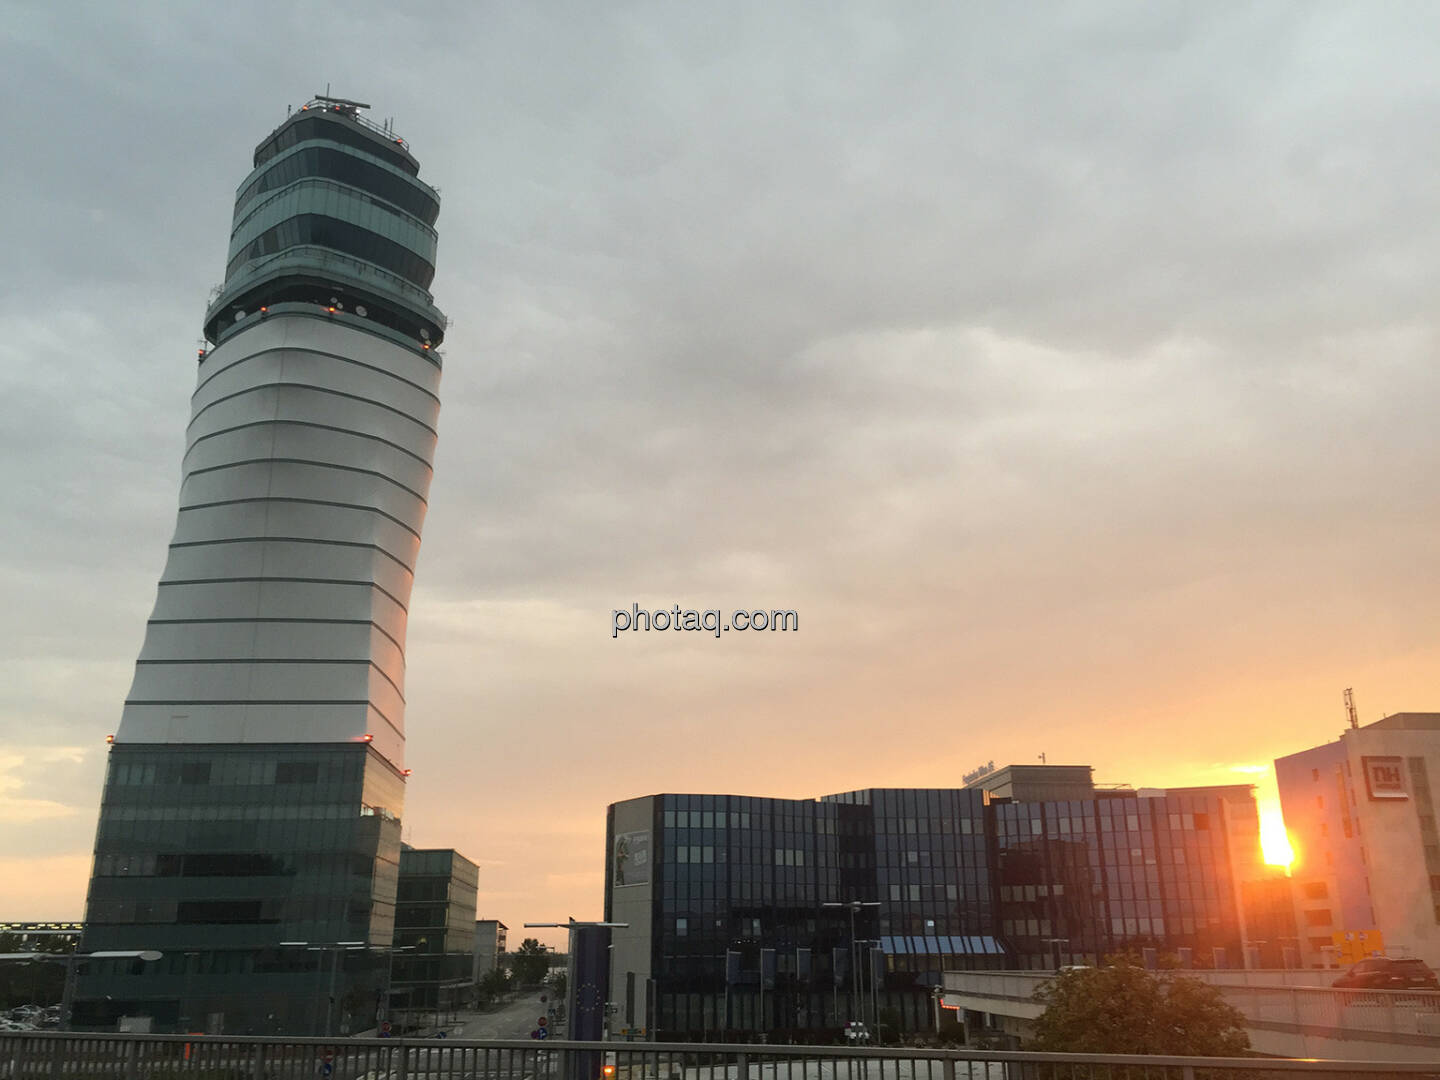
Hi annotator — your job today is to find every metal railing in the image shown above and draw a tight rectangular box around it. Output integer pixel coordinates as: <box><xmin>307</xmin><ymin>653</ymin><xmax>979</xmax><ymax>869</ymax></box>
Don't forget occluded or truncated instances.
<box><xmin>300</xmin><ymin>101</ymin><xmax>410</xmax><ymax>153</ymax></box>
<box><xmin>4</xmin><ymin>1033</ymin><xmax>1440</xmax><ymax>1080</ymax></box>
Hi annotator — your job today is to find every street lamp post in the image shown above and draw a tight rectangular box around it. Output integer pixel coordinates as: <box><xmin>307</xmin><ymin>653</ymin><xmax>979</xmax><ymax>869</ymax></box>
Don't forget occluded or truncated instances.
<box><xmin>856</xmin><ymin>939</ymin><xmax>883</xmax><ymax>1044</ymax></box>
<box><xmin>180</xmin><ymin>951</ymin><xmax>200</xmax><ymax>1033</ymax></box>
<box><xmin>381</xmin><ymin>945</ymin><xmax>414</xmax><ymax>1031</ymax></box>
<box><xmin>280</xmin><ymin>940</ymin><xmax>365</xmax><ymax>1036</ymax></box>
<box><xmin>821</xmin><ymin>900</ymin><xmax>879</xmax><ymax>1038</ymax></box>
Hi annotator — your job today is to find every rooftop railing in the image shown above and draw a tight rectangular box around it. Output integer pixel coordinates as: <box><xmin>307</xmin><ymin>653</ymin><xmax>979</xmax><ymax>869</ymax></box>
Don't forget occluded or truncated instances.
<box><xmin>299</xmin><ymin>100</ymin><xmax>410</xmax><ymax>154</ymax></box>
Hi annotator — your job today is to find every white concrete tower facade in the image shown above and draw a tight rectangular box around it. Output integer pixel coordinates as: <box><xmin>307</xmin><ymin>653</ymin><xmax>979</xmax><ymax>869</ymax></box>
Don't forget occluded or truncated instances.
<box><xmin>122</xmin><ymin>98</ymin><xmax>445</xmax><ymax>769</ymax></box>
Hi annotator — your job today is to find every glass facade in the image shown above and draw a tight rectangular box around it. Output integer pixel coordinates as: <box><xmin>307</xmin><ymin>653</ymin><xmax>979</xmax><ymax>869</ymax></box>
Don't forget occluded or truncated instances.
<box><xmin>237</xmin><ymin>144</ymin><xmax>439</xmax><ymax>224</ymax></box>
<box><xmin>227</xmin><ymin>212</ymin><xmax>436</xmax><ymax>291</ymax></box>
<box><xmin>609</xmin><ymin>789</ymin><xmax>1005</xmax><ymax>1041</ymax></box>
<box><xmin>993</xmin><ymin>792</ymin><xmax>1242</xmax><ymax>969</ymax></box>
<box><xmin>609</xmin><ymin>785</ymin><xmax>1254</xmax><ymax>1041</ymax></box>
<box><xmin>391</xmin><ymin>848</ymin><xmax>479</xmax><ymax>1028</ymax></box>
<box><xmin>74</xmin><ymin>743</ymin><xmax>403</xmax><ymax>1034</ymax></box>
<box><xmin>254</xmin><ymin>114</ymin><xmax>419</xmax><ymax>176</ymax></box>
<box><xmin>204</xmin><ymin>103</ymin><xmax>445</xmax><ymax>348</ymax></box>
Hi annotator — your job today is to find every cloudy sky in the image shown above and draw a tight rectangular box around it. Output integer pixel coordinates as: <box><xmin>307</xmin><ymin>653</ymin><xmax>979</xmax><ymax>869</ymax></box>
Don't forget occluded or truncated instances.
<box><xmin>3</xmin><ymin>2</ymin><xmax>1439</xmax><ymax>947</ymax></box>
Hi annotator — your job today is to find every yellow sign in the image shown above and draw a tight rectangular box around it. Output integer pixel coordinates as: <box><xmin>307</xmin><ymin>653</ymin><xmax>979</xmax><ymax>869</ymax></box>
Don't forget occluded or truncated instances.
<box><xmin>1331</xmin><ymin>930</ymin><xmax>1384</xmax><ymax>965</ymax></box>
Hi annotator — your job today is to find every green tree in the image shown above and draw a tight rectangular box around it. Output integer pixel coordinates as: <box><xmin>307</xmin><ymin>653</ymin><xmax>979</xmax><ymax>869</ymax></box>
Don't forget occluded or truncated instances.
<box><xmin>547</xmin><ymin>970</ymin><xmax>567</xmax><ymax>1000</ymax></box>
<box><xmin>1026</xmin><ymin>956</ymin><xmax>1250</xmax><ymax>1056</ymax></box>
<box><xmin>476</xmin><ymin>966</ymin><xmax>511</xmax><ymax>1006</ymax></box>
<box><xmin>509</xmin><ymin>939</ymin><xmax>550</xmax><ymax>986</ymax></box>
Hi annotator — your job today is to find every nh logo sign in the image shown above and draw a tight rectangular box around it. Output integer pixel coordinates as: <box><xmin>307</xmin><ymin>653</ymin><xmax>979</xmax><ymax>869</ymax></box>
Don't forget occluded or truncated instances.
<box><xmin>1363</xmin><ymin>756</ymin><xmax>1408</xmax><ymax>799</ymax></box>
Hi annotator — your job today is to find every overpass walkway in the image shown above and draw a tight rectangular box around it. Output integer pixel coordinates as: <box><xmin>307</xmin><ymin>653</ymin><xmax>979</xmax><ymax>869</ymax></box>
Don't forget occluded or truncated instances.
<box><xmin>942</xmin><ymin>969</ymin><xmax>1440</xmax><ymax>1062</ymax></box>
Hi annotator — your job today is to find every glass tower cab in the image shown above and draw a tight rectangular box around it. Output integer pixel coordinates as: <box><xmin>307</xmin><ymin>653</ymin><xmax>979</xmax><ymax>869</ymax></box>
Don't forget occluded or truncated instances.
<box><xmin>204</xmin><ymin>95</ymin><xmax>446</xmax><ymax>357</ymax></box>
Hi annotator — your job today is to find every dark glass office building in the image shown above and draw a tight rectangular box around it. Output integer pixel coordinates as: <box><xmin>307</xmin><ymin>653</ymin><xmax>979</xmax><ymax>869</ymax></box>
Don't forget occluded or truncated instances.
<box><xmin>77</xmin><ymin>744</ymin><xmax>402</xmax><ymax>1033</ymax></box>
<box><xmin>605</xmin><ymin>789</ymin><xmax>1007</xmax><ymax>1041</ymax></box>
<box><xmin>606</xmin><ymin>772</ymin><xmax>1265</xmax><ymax>1042</ymax></box>
<box><xmin>73</xmin><ymin>95</ymin><xmax>445</xmax><ymax>1034</ymax></box>
<box><xmin>391</xmin><ymin>847</ymin><xmax>479</xmax><ymax>1029</ymax></box>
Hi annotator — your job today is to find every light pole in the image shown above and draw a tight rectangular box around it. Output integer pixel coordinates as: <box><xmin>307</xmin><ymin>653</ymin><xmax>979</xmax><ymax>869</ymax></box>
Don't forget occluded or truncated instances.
<box><xmin>180</xmin><ymin>951</ymin><xmax>200</xmax><ymax>1033</ymax></box>
<box><xmin>822</xmin><ymin>900</ymin><xmax>879</xmax><ymax>1036</ymax></box>
<box><xmin>856</xmin><ymin>939</ymin><xmax>883</xmax><ymax>1044</ymax></box>
<box><xmin>280</xmin><ymin>940</ymin><xmax>365</xmax><ymax>1036</ymax></box>
<box><xmin>380</xmin><ymin>945</ymin><xmax>414</xmax><ymax>1031</ymax></box>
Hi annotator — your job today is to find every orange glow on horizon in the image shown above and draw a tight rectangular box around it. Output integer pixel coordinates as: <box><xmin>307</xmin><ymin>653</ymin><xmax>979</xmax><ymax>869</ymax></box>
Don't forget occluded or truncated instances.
<box><xmin>1260</xmin><ymin>808</ymin><xmax>1294</xmax><ymax>868</ymax></box>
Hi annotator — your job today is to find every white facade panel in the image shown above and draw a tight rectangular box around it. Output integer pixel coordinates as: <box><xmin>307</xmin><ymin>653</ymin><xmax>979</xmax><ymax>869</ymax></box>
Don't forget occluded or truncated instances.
<box><xmin>171</xmin><ymin>502</ymin><xmax>421</xmax><ymax>565</ymax></box>
<box><xmin>159</xmin><ymin>542</ymin><xmax>414</xmax><ymax>601</ymax></box>
<box><xmin>188</xmin><ymin>389</ymin><xmax>435</xmax><ymax>462</ymax></box>
<box><xmin>115</xmin><ymin>315</ymin><xmax>441</xmax><ymax>770</ymax></box>
<box><xmin>185</xmin><ymin>427</ymin><xmax>432</xmax><ymax>494</ymax></box>
<box><xmin>193</xmin><ymin>350</ymin><xmax>439</xmax><ymax>426</ymax></box>
<box><xmin>136</xmin><ymin>621</ymin><xmax>400</xmax><ymax>666</ymax></box>
<box><xmin>178</xmin><ymin>463</ymin><xmax>427</xmax><ymax>529</ymax></box>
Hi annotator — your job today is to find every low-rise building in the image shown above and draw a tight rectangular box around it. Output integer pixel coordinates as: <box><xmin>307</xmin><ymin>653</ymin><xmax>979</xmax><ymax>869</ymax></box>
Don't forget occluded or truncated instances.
<box><xmin>1275</xmin><ymin>712</ymin><xmax>1440</xmax><ymax>968</ymax></box>
<box><xmin>606</xmin><ymin>768</ymin><xmax>1281</xmax><ymax>1041</ymax></box>
<box><xmin>391</xmin><ymin>847</ymin><xmax>478</xmax><ymax>1028</ymax></box>
<box><xmin>472</xmin><ymin>919</ymin><xmax>507</xmax><ymax>982</ymax></box>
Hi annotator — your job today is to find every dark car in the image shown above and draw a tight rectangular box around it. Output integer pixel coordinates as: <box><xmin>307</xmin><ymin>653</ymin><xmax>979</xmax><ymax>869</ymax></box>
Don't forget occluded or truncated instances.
<box><xmin>1333</xmin><ymin>957</ymin><xmax>1440</xmax><ymax>991</ymax></box>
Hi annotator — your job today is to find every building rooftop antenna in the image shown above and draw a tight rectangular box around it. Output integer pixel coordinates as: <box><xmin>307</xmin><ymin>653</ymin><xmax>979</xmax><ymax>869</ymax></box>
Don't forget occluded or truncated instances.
<box><xmin>1344</xmin><ymin>687</ymin><xmax>1359</xmax><ymax>729</ymax></box>
<box><xmin>314</xmin><ymin>92</ymin><xmax>372</xmax><ymax>112</ymax></box>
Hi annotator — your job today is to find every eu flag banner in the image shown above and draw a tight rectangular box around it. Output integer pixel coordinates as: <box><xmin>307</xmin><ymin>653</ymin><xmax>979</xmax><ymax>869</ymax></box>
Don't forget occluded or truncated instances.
<box><xmin>725</xmin><ymin>950</ymin><xmax>741</xmax><ymax>984</ymax></box>
<box><xmin>569</xmin><ymin>925</ymin><xmax>612</xmax><ymax>1042</ymax></box>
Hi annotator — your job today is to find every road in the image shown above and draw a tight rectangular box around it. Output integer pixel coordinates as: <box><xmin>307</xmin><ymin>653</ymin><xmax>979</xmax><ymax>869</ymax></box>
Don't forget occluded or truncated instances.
<box><xmin>442</xmin><ymin>993</ymin><xmax>558</xmax><ymax>1040</ymax></box>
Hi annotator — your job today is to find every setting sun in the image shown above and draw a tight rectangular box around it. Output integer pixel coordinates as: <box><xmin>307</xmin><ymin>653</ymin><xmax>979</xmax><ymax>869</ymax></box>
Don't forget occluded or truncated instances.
<box><xmin>1260</xmin><ymin>808</ymin><xmax>1294</xmax><ymax>868</ymax></box>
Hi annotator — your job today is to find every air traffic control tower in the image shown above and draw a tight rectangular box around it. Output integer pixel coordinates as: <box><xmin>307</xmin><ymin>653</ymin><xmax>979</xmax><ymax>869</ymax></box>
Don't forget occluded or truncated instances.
<box><xmin>75</xmin><ymin>96</ymin><xmax>446</xmax><ymax>1035</ymax></box>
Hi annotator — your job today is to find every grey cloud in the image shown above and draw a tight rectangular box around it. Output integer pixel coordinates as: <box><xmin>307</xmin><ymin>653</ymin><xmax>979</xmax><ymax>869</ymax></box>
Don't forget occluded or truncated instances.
<box><xmin>3</xmin><ymin>1</ymin><xmax>1440</xmax><ymax>928</ymax></box>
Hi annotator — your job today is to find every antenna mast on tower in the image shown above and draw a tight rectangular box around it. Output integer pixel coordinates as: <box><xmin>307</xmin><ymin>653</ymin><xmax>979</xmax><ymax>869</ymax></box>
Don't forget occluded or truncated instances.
<box><xmin>1344</xmin><ymin>687</ymin><xmax>1359</xmax><ymax>729</ymax></box>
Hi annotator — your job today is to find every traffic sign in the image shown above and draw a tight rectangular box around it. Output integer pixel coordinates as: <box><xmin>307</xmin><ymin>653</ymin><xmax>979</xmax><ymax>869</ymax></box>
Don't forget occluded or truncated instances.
<box><xmin>538</xmin><ymin>1016</ymin><xmax>547</xmax><ymax>1026</ymax></box>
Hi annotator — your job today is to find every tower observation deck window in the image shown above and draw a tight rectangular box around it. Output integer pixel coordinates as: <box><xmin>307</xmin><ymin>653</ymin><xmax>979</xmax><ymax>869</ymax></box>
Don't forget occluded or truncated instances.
<box><xmin>254</xmin><ymin>115</ymin><xmax>418</xmax><ymax>176</ymax></box>
<box><xmin>227</xmin><ymin>213</ymin><xmax>436</xmax><ymax>290</ymax></box>
<box><xmin>236</xmin><ymin>146</ymin><xmax>439</xmax><ymax>225</ymax></box>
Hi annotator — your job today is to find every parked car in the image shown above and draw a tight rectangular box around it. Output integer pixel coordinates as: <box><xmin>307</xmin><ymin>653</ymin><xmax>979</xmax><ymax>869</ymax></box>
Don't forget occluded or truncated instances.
<box><xmin>1333</xmin><ymin>957</ymin><xmax>1440</xmax><ymax>991</ymax></box>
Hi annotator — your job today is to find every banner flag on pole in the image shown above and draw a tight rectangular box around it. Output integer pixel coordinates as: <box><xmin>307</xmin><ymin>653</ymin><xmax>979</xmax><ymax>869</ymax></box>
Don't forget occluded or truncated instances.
<box><xmin>725</xmin><ymin>950</ymin><xmax>741</xmax><ymax>984</ymax></box>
